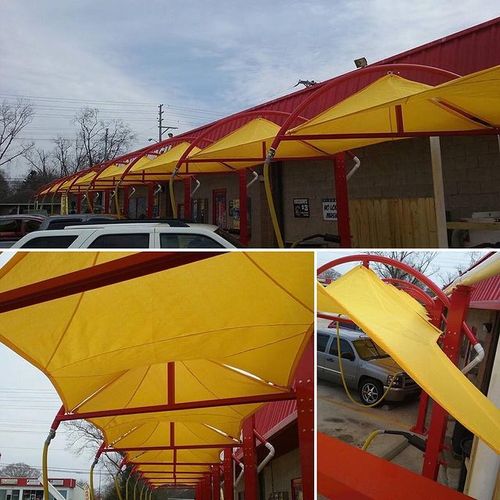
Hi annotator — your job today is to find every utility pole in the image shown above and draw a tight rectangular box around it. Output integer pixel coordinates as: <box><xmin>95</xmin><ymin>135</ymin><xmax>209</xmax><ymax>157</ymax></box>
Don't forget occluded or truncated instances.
<box><xmin>158</xmin><ymin>104</ymin><xmax>164</xmax><ymax>142</ymax></box>
<box><xmin>157</xmin><ymin>104</ymin><xmax>178</xmax><ymax>142</ymax></box>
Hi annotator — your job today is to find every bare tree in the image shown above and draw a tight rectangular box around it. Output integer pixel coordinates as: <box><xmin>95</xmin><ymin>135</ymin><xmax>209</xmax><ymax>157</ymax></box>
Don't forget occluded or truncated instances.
<box><xmin>0</xmin><ymin>463</ymin><xmax>40</xmax><ymax>478</ymax></box>
<box><xmin>368</xmin><ymin>251</ymin><xmax>438</xmax><ymax>289</ymax></box>
<box><xmin>75</xmin><ymin>108</ymin><xmax>135</xmax><ymax>169</ymax></box>
<box><xmin>23</xmin><ymin>147</ymin><xmax>56</xmax><ymax>177</ymax></box>
<box><xmin>53</xmin><ymin>137</ymin><xmax>76</xmax><ymax>177</ymax></box>
<box><xmin>0</xmin><ymin>99</ymin><xmax>34</xmax><ymax>167</ymax></box>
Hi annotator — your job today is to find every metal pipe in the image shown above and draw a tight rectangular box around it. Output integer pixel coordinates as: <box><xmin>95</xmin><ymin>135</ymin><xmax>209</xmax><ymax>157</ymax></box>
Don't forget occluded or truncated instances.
<box><xmin>254</xmin><ymin>430</ymin><xmax>275</xmax><ymax>473</ymax></box>
<box><xmin>246</xmin><ymin>170</ymin><xmax>259</xmax><ymax>188</ymax></box>
<box><xmin>42</xmin><ymin>406</ymin><xmax>64</xmax><ymax>500</ymax></box>
<box><xmin>346</xmin><ymin>154</ymin><xmax>361</xmax><ymax>181</ymax></box>
<box><xmin>191</xmin><ymin>178</ymin><xmax>201</xmax><ymax>196</ymax></box>
<box><xmin>232</xmin><ymin>456</ymin><xmax>244</xmax><ymax>488</ymax></box>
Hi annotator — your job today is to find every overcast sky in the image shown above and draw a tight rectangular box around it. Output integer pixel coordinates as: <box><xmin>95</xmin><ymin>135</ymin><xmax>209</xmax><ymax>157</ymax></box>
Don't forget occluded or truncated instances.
<box><xmin>1</xmin><ymin>1</ymin><xmax>499</xmax><ymax>180</ymax></box>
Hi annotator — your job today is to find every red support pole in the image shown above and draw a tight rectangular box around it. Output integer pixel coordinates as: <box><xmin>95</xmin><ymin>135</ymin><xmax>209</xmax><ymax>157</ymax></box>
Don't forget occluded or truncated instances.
<box><xmin>239</xmin><ymin>169</ymin><xmax>249</xmax><ymax>247</ymax></box>
<box><xmin>203</xmin><ymin>475</ymin><xmax>212</xmax><ymax>500</ymax></box>
<box><xmin>242</xmin><ymin>417</ymin><xmax>258</xmax><ymax>500</ymax></box>
<box><xmin>422</xmin><ymin>286</ymin><xmax>471</xmax><ymax>480</ymax></box>
<box><xmin>104</xmin><ymin>190</ymin><xmax>110</xmax><ymax>213</ymax></box>
<box><xmin>147</xmin><ymin>184</ymin><xmax>154</xmax><ymax>219</ymax></box>
<box><xmin>184</xmin><ymin>177</ymin><xmax>191</xmax><ymax>220</ymax></box>
<box><xmin>333</xmin><ymin>153</ymin><xmax>351</xmax><ymax>247</ymax></box>
<box><xmin>211</xmin><ymin>466</ymin><xmax>220</xmax><ymax>500</ymax></box>
<box><xmin>223</xmin><ymin>448</ymin><xmax>234</xmax><ymax>500</ymax></box>
<box><xmin>295</xmin><ymin>336</ymin><xmax>314</xmax><ymax>500</ymax></box>
<box><xmin>76</xmin><ymin>193</ymin><xmax>82</xmax><ymax>213</ymax></box>
<box><xmin>123</xmin><ymin>186</ymin><xmax>130</xmax><ymax>217</ymax></box>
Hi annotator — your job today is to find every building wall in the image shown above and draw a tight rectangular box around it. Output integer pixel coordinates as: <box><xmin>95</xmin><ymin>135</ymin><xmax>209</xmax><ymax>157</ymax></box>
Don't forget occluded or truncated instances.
<box><xmin>234</xmin><ymin>449</ymin><xmax>301</xmax><ymax>500</ymax></box>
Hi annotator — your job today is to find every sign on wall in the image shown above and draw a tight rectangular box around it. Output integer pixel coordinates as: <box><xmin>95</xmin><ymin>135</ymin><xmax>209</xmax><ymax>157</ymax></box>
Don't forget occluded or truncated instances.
<box><xmin>293</xmin><ymin>198</ymin><xmax>310</xmax><ymax>218</ymax></box>
<box><xmin>228</xmin><ymin>199</ymin><xmax>251</xmax><ymax>233</ymax></box>
<box><xmin>322</xmin><ymin>198</ymin><xmax>337</xmax><ymax>221</ymax></box>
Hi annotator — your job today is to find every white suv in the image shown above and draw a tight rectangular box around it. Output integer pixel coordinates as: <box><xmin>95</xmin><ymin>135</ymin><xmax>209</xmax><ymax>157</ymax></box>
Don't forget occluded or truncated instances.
<box><xmin>13</xmin><ymin>223</ymin><xmax>240</xmax><ymax>249</ymax></box>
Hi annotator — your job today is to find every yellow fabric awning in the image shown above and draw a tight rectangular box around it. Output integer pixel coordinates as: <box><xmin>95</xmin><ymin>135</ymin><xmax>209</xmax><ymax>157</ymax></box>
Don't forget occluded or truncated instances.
<box><xmin>0</xmin><ymin>251</ymin><xmax>312</xmax><ymax>472</ymax></box>
<box><xmin>318</xmin><ymin>266</ymin><xmax>500</xmax><ymax>452</ymax></box>
<box><xmin>289</xmin><ymin>66</ymin><xmax>500</xmax><ymax>154</ymax></box>
<box><xmin>187</xmin><ymin>117</ymin><xmax>330</xmax><ymax>171</ymax></box>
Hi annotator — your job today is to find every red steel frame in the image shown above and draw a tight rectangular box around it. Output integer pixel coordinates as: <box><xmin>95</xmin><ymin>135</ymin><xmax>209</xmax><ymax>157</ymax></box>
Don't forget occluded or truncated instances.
<box><xmin>317</xmin><ymin>254</ymin><xmax>479</xmax><ymax>484</ymax></box>
<box><xmin>4</xmin><ymin>251</ymin><xmax>313</xmax><ymax>497</ymax></box>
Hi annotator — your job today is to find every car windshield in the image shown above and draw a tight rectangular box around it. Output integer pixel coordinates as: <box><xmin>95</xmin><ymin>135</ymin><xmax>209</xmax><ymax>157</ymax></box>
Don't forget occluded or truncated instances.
<box><xmin>352</xmin><ymin>339</ymin><xmax>390</xmax><ymax>361</ymax></box>
<box><xmin>215</xmin><ymin>228</ymin><xmax>244</xmax><ymax>247</ymax></box>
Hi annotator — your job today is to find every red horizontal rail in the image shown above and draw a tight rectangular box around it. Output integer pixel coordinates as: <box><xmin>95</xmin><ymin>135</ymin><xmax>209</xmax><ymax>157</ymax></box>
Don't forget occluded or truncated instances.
<box><xmin>60</xmin><ymin>391</ymin><xmax>296</xmax><ymax>420</ymax></box>
<box><xmin>135</xmin><ymin>462</ymin><xmax>217</xmax><ymax>466</ymax></box>
<box><xmin>106</xmin><ymin>444</ymin><xmax>241</xmax><ymax>451</ymax></box>
<box><xmin>0</xmin><ymin>252</ymin><xmax>222</xmax><ymax>314</ymax></box>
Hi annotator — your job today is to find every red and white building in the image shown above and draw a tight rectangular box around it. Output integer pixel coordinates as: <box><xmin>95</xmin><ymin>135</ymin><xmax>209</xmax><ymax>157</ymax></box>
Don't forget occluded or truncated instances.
<box><xmin>0</xmin><ymin>478</ymin><xmax>84</xmax><ymax>500</ymax></box>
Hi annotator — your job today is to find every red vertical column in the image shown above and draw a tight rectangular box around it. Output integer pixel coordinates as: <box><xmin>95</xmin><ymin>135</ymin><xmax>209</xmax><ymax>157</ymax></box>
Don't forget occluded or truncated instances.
<box><xmin>103</xmin><ymin>191</ymin><xmax>110</xmax><ymax>213</ymax></box>
<box><xmin>422</xmin><ymin>286</ymin><xmax>471</xmax><ymax>480</ymax></box>
<box><xmin>147</xmin><ymin>184</ymin><xmax>154</xmax><ymax>218</ymax></box>
<box><xmin>211</xmin><ymin>466</ymin><xmax>220</xmax><ymax>500</ymax></box>
<box><xmin>223</xmin><ymin>448</ymin><xmax>234</xmax><ymax>500</ymax></box>
<box><xmin>333</xmin><ymin>153</ymin><xmax>351</xmax><ymax>247</ymax></box>
<box><xmin>195</xmin><ymin>483</ymin><xmax>201</xmax><ymax>500</ymax></box>
<box><xmin>76</xmin><ymin>193</ymin><xmax>82</xmax><ymax>213</ymax></box>
<box><xmin>123</xmin><ymin>186</ymin><xmax>130</xmax><ymax>218</ymax></box>
<box><xmin>239</xmin><ymin>169</ymin><xmax>249</xmax><ymax>247</ymax></box>
<box><xmin>295</xmin><ymin>336</ymin><xmax>314</xmax><ymax>500</ymax></box>
<box><xmin>204</xmin><ymin>474</ymin><xmax>212</xmax><ymax>500</ymax></box>
<box><xmin>184</xmin><ymin>177</ymin><xmax>192</xmax><ymax>220</ymax></box>
<box><xmin>242</xmin><ymin>417</ymin><xmax>258</xmax><ymax>499</ymax></box>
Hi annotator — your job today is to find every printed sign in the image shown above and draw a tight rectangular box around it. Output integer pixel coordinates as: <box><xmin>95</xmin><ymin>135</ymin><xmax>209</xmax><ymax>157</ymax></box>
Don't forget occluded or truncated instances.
<box><xmin>293</xmin><ymin>198</ymin><xmax>310</xmax><ymax>218</ymax></box>
<box><xmin>322</xmin><ymin>198</ymin><xmax>337</xmax><ymax>221</ymax></box>
<box><xmin>0</xmin><ymin>479</ymin><xmax>17</xmax><ymax>485</ymax></box>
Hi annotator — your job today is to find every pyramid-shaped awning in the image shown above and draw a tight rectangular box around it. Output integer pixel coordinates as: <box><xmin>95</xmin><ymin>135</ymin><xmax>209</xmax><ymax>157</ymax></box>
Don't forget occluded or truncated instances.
<box><xmin>318</xmin><ymin>266</ymin><xmax>500</xmax><ymax>453</ymax></box>
<box><xmin>0</xmin><ymin>251</ymin><xmax>312</xmax><ymax>483</ymax></box>
<box><xmin>290</xmin><ymin>67</ymin><xmax>500</xmax><ymax>154</ymax></box>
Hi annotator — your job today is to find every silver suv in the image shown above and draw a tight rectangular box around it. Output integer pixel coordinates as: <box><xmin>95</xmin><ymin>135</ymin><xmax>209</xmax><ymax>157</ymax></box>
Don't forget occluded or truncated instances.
<box><xmin>317</xmin><ymin>324</ymin><xmax>420</xmax><ymax>405</ymax></box>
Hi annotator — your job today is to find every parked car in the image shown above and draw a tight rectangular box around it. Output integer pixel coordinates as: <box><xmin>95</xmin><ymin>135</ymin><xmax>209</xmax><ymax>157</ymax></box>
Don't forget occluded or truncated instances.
<box><xmin>12</xmin><ymin>222</ymin><xmax>242</xmax><ymax>249</ymax></box>
<box><xmin>317</xmin><ymin>324</ymin><xmax>420</xmax><ymax>405</ymax></box>
<box><xmin>0</xmin><ymin>214</ymin><xmax>46</xmax><ymax>247</ymax></box>
<box><xmin>37</xmin><ymin>214</ymin><xmax>118</xmax><ymax>230</ymax></box>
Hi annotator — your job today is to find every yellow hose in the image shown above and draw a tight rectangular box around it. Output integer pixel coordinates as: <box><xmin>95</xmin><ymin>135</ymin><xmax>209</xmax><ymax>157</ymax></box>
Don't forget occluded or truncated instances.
<box><xmin>133</xmin><ymin>478</ymin><xmax>139</xmax><ymax>500</ymax></box>
<box><xmin>114</xmin><ymin>473</ymin><xmax>124</xmax><ymax>500</ymax></box>
<box><xmin>89</xmin><ymin>461</ymin><xmax>96</xmax><ymax>500</ymax></box>
<box><xmin>41</xmin><ymin>433</ymin><xmax>52</xmax><ymax>500</ymax></box>
<box><xmin>169</xmin><ymin>172</ymin><xmax>177</xmax><ymax>218</ymax></box>
<box><xmin>362</xmin><ymin>429</ymin><xmax>385</xmax><ymax>451</ymax></box>
<box><xmin>139</xmin><ymin>483</ymin><xmax>145</xmax><ymax>500</ymax></box>
<box><xmin>263</xmin><ymin>159</ymin><xmax>284</xmax><ymax>248</ymax></box>
<box><xmin>336</xmin><ymin>322</ymin><xmax>395</xmax><ymax>408</ymax></box>
<box><xmin>125</xmin><ymin>473</ymin><xmax>132</xmax><ymax>500</ymax></box>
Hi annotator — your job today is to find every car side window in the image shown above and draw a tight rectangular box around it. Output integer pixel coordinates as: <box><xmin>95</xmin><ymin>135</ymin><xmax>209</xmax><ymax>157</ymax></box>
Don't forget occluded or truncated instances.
<box><xmin>329</xmin><ymin>339</ymin><xmax>355</xmax><ymax>358</ymax></box>
<box><xmin>317</xmin><ymin>333</ymin><xmax>330</xmax><ymax>352</ymax></box>
<box><xmin>46</xmin><ymin>218</ymin><xmax>82</xmax><ymax>230</ymax></box>
<box><xmin>0</xmin><ymin>219</ymin><xmax>21</xmax><ymax>233</ymax></box>
<box><xmin>160</xmin><ymin>233</ymin><xmax>224</xmax><ymax>249</ymax></box>
<box><xmin>88</xmin><ymin>233</ymin><xmax>150</xmax><ymax>249</ymax></box>
<box><xmin>24</xmin><ymin>219</ymin><xmax>42</xmax><ymax>233</ymax></box>
<box><xmin>21</xmin><ymin>235</ymin><xmax>78</xmax><ymax>248</ymax></box>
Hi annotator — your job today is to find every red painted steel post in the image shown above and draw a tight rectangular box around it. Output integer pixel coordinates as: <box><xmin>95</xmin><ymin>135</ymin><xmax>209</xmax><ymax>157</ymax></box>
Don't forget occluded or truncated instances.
<box><xmin>211</xmin><ymin>466</ymin><xmax>220</xmax><ymax>500</ymax></box>
<box><xmin>422</xmin><ymin>286</ymin><xmax>471</xmax><ymax>480</ymax></box>
<box><xmin>147</xmin><ymin>184</ymin><xmax>154</xmax><ymax>219</ymax></box>
<box><xmin>204</xmin><ymin>474</ymin><xmax>212</xmax><ymax>500</ymax></box>
<box><xmin>184</xmin><ymin>177</ymin><xmax>192</xmax><ymax>220</ymax></box>
<box><xmin>103</xmin><ymin>191</ymin><xmax>110</xmax><ymax>213</ymax></box>
<box><xmin>223</xmin><ymin>448</ymin><xmax>234</xmax><ymax>500</ymax></box>
<box><xmin>295</xmin><ymin>336</ymin><xmax>314</xmax><ymax>500</ymax></box>
<box><xmin>76</xmin><ymin>193</ymin><xmax>82</xmax><ymax>213</ymax></box>
<box><xmin>239</xmin><ymin>169</ymin><xmax>249</xmax><ymax>247</ymax></box>
<box><xmin>412</xmin><ymin>301</ymin><xmax>444</xmax><ymax>435</ymax></box>
<box><xmin>333</xmin><ymin>153</ymin><xmax>352</xmax><ymax>247</ymax></box>
<box><xmin>123</xmin><ymin>186</ymin><xmax>130</xmax><ymax>217</ymax></box>
<box><xmin>242</xmin><ymin>417</ymin><xmax>258</xmax><ymax>499</ymax></box>
<box><xmin>195</xmin><ymin>483</ymin><xmax>201</xmax><ymax>500</ymax></box>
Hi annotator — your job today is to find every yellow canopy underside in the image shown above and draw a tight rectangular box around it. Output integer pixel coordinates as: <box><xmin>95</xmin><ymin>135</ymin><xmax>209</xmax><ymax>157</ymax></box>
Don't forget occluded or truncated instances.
<box><xmin>291</xmin><ymin>66</ymin><xmax>500</xmax><ymax>151</ymax></box>
<box><xmin>0</xmin><ymin>251</ymin><xmax>313</xmax><ymax>474</ymax></box>
<box><xmin>318</xmin><ymin>266</ymin><xmax>500</xmax><ymax>452</ymax></box>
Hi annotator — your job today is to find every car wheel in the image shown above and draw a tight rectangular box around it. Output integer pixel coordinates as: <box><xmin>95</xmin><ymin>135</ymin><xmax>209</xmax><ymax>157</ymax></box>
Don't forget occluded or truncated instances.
<box><xmin>359</xmin><ymin>378</ymin><xmax>384</xmax><ymax>405</ymax></box>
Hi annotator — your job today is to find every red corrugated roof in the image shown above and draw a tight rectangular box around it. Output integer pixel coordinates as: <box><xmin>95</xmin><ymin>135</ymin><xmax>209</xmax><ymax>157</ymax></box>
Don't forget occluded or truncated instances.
<box><xmin>470</xmin><ymin>274</ymin><xmax>500</xmax><ymax>310</ymax></box>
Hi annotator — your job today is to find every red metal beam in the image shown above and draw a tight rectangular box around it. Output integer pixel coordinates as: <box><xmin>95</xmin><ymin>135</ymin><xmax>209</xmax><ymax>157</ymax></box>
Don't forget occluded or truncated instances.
<box><xmin>106</xmin><ymin>444</ymin><xmax>241</xmax><ymax>451</ymax></box>
<box><xmin>333</xmin><ymin>153</ymin><xmax>351</xmax><ymax>247</ymax></box>
<box><xmin>211</xmin><ymin>465</ymin><xmax>220</xmax><ymax>500</ymax></box>
<box><xmin>60</xmin><ymin>391</ymin><xmax>296</xmax><ymax>421</ymax></box>
<box><xmin>294</xmin><ymin>337</ymin><xmax>314</xmax><ymax>500</ymax></box>
<box><xmin>318</xmin><ymin>433</ymin><xmax>470</xmax><ymax>499</ymax></box>
<box><xmin>422</xmin><ymin>285</ymin><xmax>472</xmax><ymax>480</ymax></box>
<box><xmin>0</xmin><ymin>252</ymin><xmax>222</xmax><ymax>314</ymax></box>
<box><xmin>239</xmin><ymin>169</ymin><xmax>249</xmax><ymax>247</ymax></box>
<box><xmin>134</xmin><ymin>462</ymin><xmax>218</xmax><ymax>466</ymax></box>
<box><xmin>242</xmin><ymin>417</ymin><xmax>258</xmax><ymax>500</ymax></box>
<box><xmin>223</xmin><ymin>448</ymin><xmax>234</xmax><ymax>500</ymax></box>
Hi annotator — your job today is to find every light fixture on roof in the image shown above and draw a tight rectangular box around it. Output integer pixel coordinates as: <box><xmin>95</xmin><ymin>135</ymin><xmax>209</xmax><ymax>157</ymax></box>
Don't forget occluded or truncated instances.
<box><xmin>354</xmin><ymin>57</ymin><xmax>368</xmax><ymax>69</ymax></box>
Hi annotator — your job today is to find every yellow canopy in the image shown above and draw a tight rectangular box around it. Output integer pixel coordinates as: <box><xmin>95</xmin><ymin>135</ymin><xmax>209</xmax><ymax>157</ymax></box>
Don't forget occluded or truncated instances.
<box><xmin>187</xmin><ymin>117</ymin><xmax>330</xmax><ymax>171</ymax></box>
<box><xmin>290</xmin><ymin>66</ymin><xmax>500</xmax><ymax>154</ymax></box>
<box><xmin>318</xmin><ymin>266</ymin><xmax>500</xmax><ymax>452</ymax></box>
<box><xmin>0</xmin><ymin>251</ymin><xmax>313</xmax><ymax>476</ymax></box>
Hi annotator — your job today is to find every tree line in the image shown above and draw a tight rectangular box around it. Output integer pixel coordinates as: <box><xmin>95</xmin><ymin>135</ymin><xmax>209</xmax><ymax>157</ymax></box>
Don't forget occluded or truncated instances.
<box><xmin>0</xmin><ymin>99</ymin><xmax>136</xmax><ymax>203</ymax></box>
